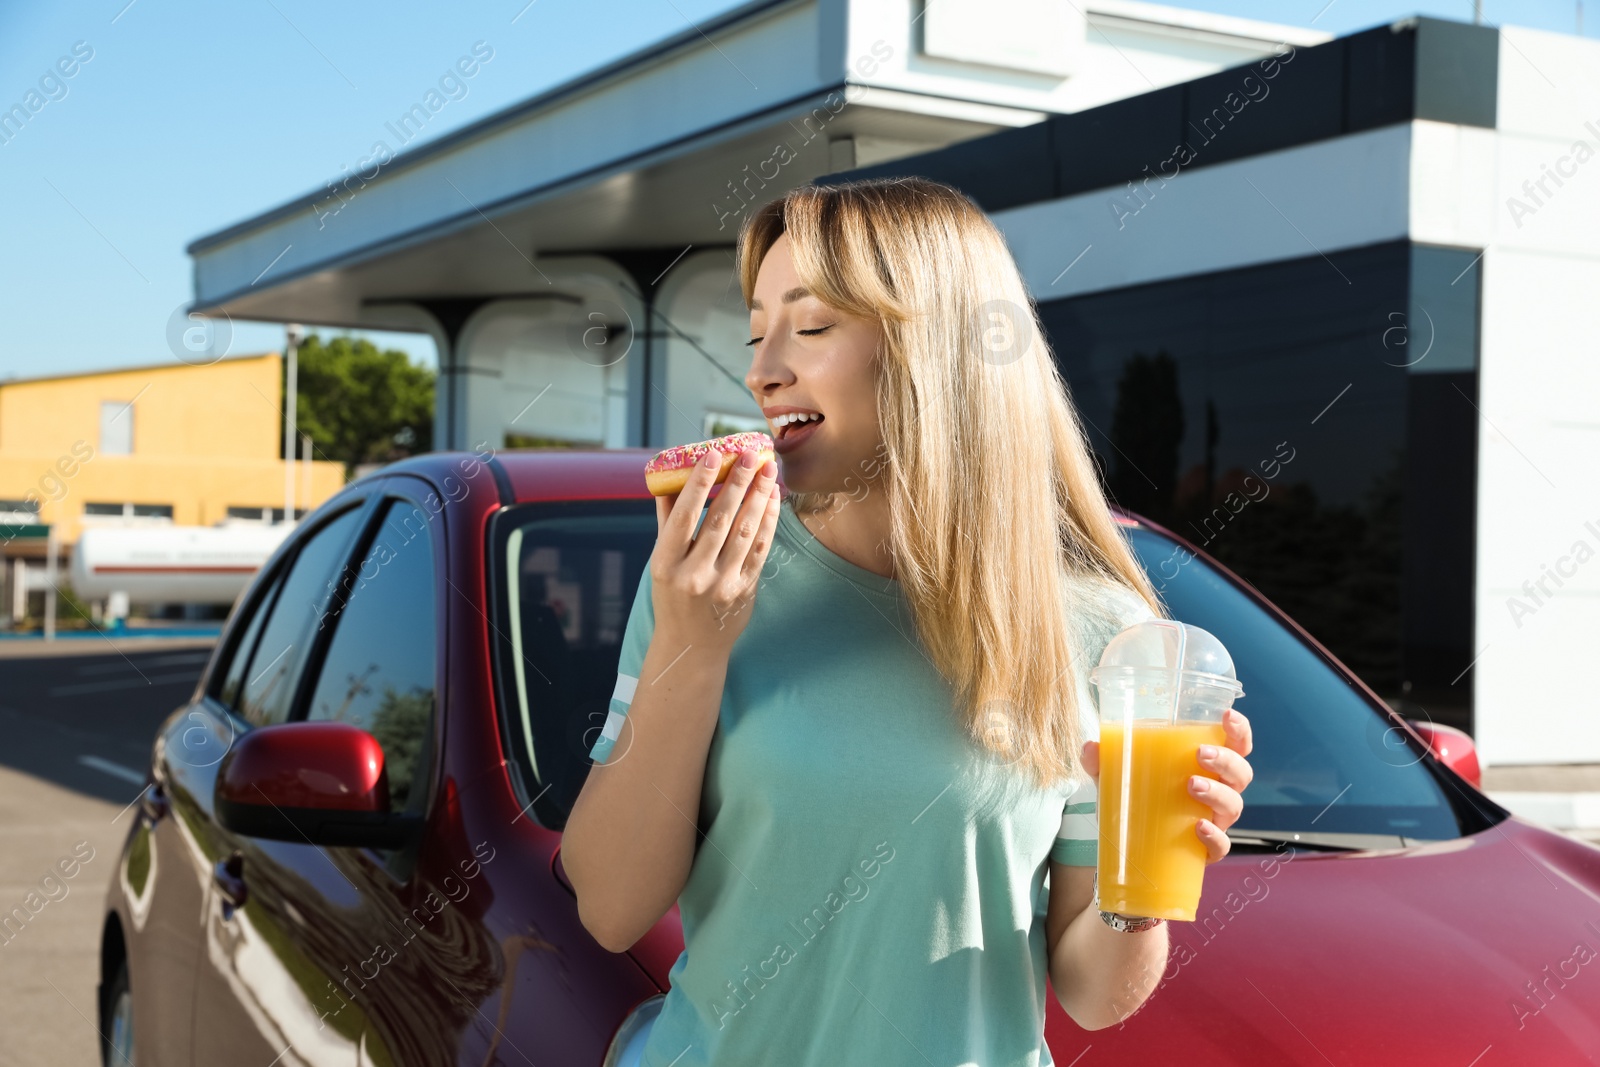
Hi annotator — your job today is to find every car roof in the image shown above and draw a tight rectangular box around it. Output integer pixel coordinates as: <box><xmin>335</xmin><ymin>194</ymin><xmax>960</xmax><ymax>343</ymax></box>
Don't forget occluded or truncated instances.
<box><xmin>494</xmin><ymin>448</ymin><xmax>660</xmax><ymax>502</ymax></box>
<box><xmin>365</xmin><ymin>448</ymin><xmax>656</xmax><ymax>503</ymax></box>
<box><xmin>373</xmin><ymin>448</ymin><xmax>1145</xmax><ymax>525</ymax></box>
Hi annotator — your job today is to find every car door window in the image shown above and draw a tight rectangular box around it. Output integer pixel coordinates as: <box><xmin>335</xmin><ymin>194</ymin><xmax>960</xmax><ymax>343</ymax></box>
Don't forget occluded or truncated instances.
<box><xmin>215</xmin><ymin>566</ymin><xmax>283</xmax><ymax>711</ymax></box>
<box><xmin>237</xmin><ymin>506</ymin><xmax>366</xmax><ymax>728</ymax></box>
<box><xmin>489</xmin><ymin>500</ymin><xmax>656</xmax><ymax>828</ymax></box>
<box><xmin>301</xmin><ymin>499</ymin><xmax>437</xmax><ymax>815</ymax></box>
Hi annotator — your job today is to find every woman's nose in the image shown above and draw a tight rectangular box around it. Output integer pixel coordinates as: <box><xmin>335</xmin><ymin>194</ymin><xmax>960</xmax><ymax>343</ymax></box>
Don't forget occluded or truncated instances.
<box><xmin>745</xmin><ymin>334</ymin><xmax>791</xmax><ymax>393</ymax></box>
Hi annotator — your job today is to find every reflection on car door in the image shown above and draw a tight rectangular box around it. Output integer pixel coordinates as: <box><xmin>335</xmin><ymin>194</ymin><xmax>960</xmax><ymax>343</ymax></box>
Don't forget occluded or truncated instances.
<box><xmin>194</xmin><ymin>484</ymin><xmax>501</xmax><ymax>1066</ymax></box>
<box><xmin>127</xmin><ymin>554</ymin><xmax>281</xmax><ymax>1066</ymax></box>
<box><xmin>180</xmin><ymin>500</ymin><xmax>372</xmax><ymax>1067</ymax></box>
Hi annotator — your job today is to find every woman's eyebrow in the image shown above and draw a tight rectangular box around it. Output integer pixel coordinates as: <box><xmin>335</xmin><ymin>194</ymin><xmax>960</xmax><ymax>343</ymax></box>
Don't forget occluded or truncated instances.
<box><xmin>749</xmin><ymin>286</ymin><xmax>811</xmax><ymax>311</ymax></box>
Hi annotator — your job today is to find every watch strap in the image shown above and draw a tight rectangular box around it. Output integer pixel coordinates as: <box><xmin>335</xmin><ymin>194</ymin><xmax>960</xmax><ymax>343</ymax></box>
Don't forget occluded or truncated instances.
<box><xmin>1099</xmin><ymin>909</ymin><xmax>1166</xmax><ymax>933</ymax></box>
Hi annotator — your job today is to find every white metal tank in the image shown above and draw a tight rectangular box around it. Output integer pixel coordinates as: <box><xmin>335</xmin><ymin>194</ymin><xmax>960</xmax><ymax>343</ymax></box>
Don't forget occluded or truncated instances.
<box><xmin>71</xmin><ymin>524</ymin><xmax>293</xmax><ymax>604</ymax></box>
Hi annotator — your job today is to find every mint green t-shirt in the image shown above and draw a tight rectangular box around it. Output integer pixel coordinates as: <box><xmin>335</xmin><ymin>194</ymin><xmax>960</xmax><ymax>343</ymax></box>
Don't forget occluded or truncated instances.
<box><xmin>588</xmin><ymin>500</ymin><xmax>1156</xmax><ymax>1067</ymax></box>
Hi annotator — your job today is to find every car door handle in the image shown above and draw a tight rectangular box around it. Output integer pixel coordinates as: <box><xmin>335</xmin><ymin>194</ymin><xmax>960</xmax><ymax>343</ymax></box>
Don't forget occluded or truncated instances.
<box><xmin>213</xmin><ymin>852</ymin><xmax>248</xmax><ymax>917</ymax></box>
<box><xmin>141</xmin><ymin>782</ymin><xmax>168</xmax><ymax>822</ymax></box>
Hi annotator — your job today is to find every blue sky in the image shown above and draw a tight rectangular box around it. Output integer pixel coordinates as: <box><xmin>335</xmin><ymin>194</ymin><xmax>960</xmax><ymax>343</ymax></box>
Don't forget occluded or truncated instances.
<box><xmin>0</xmin><ymin>0</ymin><xmax>1592</xmax><ymax>381</ymax></box>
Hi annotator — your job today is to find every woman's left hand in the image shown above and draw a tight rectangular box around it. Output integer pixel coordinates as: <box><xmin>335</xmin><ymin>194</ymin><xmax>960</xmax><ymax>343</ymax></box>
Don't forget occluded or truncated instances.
<box><xmin>1192</xmin><ymin>707</ymin><xmax>1254</xmax><ymax>863</ymax></box>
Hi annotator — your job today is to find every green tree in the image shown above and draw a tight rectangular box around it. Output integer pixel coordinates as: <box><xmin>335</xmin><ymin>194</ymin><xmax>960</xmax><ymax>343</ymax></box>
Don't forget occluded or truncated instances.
<box><xmin>290</xmin><ymin>334</ymin><xmax>435</xmax><ymax>478</ymax></box>
<box><xmin>56</xmin><ymin>580</ymin><xmax>95</xmax><ymax>628</ymax></box>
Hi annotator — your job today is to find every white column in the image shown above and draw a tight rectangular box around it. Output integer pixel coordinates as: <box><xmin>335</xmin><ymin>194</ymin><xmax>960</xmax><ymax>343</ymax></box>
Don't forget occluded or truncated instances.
<box><xmin>283</xmin><ymin>324</ymin><xmax>302</xmax><ymax>522</ymax></box>
<box><xmin>301</xmin><ymin>434</ymin><xmax>313</xmax><ymax>517</ymax></box>
<box><xmin>456</xmin><ymin>261</ymin><xmax>646</xmax><ymax>453</ymax></box>
<box><xmin>655</xmin><ymin>250</ymin><xmax>766</xmax><ymax>446</ymax></box>
<box><xmin>44</xmin><ymin>525</ymin><xmax>57</xmax><ymax>642</ymax></box>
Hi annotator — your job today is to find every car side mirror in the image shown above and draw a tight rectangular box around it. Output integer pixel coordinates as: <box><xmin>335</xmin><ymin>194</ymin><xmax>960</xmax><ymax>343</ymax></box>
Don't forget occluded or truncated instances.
<box><xmin>215</xmin><ymin>721</ymin><xmax>421</xmax><ymax>849</ymax></box>
<box><xmin>1404</xmin><ymin>719</ymin><xmax>1482</xmax><ymax>791</ymax></box>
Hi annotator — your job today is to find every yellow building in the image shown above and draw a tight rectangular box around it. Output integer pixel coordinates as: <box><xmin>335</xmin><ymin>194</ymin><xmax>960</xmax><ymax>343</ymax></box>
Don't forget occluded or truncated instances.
<box><xmin>0</xmin><ymin>352</ymin><xmax>344</xmax><ymax>549</ymax></box>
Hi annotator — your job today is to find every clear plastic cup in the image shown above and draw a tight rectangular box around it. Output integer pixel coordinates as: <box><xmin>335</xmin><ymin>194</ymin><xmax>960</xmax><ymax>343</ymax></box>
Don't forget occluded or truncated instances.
<box><xmin>1088</xmin><ymin>620</ymin><xmax>1244</xmax><ymax>922</ymax></box>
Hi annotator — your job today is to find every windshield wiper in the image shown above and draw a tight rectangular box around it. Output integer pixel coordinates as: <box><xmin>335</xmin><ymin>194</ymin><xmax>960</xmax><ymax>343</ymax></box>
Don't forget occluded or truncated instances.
<box><xmin>1225</xmin><ymin>828</ymin><xmax>1424</xmax><ymax>852</ymax></box>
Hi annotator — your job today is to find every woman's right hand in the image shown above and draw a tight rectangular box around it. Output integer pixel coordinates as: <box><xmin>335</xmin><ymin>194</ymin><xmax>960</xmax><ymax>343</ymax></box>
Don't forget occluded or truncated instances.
<box><xmin>651</xmin><ymin>446</ymin><xmax>782</xmax><ymax>653</ymax></box>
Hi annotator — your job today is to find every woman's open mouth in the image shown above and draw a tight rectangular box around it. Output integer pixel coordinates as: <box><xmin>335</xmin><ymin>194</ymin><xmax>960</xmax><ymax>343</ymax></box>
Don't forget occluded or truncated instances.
<box><xmin>770</xmin><ymin>411</ymin><xmax>824</xmax><ymax>455</ymax></box>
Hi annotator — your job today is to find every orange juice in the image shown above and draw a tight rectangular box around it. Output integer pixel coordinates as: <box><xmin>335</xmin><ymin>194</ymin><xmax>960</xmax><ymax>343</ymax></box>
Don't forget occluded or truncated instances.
<box><xmin>1096</xmin><ymin>719</ymin><xmax>1227</xmax><ymax>922</ymax></box>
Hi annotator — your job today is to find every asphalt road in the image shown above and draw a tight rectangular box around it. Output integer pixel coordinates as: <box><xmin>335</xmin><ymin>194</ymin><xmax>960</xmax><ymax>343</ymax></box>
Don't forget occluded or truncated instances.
<box><xmin>0</xmin><ymin>639</ymin><xmax>215</xmax><ymax>1067</ymax></box>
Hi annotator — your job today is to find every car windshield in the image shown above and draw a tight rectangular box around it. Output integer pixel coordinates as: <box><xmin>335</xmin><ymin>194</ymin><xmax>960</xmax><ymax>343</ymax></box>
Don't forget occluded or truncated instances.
<box><xmin>491</xmin><ymin>501</ymin><xmax>1470</xmax><ymax>840</ymax></box>
<box><xmin>1125</xmin><ymin>526</ymin><xmax>1467</xmax><ymax>842</ymax></box>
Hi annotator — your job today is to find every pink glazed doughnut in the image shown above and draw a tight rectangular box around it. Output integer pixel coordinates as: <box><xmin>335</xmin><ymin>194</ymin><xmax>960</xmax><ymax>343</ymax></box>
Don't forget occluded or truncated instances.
<box><xmin>644</xmin><ymin>432</ymin><xmax>775</xmax><ymax>497</ymax></box>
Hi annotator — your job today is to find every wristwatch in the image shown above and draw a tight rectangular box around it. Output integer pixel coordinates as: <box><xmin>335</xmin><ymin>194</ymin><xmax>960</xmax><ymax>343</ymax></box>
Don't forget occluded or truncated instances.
<box><xmin>1091</xmin><ymin>874</ymin><xmax>1166</xmax><ymax>932</ymax></box>
<box><xmin>1099</xmin><ymin>909</ymin><xmax>1166</xmax><ymax>933</ymax></box>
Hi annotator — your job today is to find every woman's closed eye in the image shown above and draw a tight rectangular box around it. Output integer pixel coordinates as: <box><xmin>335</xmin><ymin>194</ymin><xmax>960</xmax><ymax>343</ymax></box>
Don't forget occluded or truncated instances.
<box><xmin>744</xmin><ymin>324</ymin><xmax>835</xmax><ymax>346</ymax></box>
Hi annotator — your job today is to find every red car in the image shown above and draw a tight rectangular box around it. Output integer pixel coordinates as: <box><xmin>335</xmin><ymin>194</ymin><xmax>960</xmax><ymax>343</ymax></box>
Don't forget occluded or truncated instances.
<box><xmin>98</xmin><ymin>449</ymin><xmax>1600</xmax><ymax>1066</ymax></box>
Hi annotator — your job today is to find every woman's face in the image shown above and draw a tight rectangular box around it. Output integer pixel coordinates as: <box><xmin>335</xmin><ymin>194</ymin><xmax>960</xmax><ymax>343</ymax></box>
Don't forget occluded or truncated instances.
<box><xmin>745</xmin><ymin>233</ymin><xmax>883</xmax><ymax>497</ymax></box>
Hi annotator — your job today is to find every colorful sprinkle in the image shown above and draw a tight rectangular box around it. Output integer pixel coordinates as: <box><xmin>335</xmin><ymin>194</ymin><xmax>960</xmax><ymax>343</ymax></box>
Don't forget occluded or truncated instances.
<box><xmin>645</xmin><ymin>431</ymin><xmax>774</xmax><ymax>473</ymax></box>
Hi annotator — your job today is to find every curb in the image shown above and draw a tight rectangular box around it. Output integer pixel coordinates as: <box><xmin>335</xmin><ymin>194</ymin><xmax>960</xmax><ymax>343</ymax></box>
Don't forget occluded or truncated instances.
<box><xmin>1487</xmin><ymin>791</ymin><xmax>1600</xmax><ymax>831</ymax></box>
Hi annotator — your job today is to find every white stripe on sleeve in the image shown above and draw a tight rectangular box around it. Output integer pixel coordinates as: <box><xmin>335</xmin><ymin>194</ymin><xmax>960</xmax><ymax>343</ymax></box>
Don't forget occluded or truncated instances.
<box><xmin>612</xmin><ymin>672</ymin><xmax>639</xmax><ymax>705</ymax></box>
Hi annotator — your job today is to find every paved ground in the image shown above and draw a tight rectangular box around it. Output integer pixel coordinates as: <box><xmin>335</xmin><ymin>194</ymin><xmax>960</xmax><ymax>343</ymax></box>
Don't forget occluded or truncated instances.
<box><xmin>0</xmin><ymin>639</ymin><xmax>211</xmax><ymax>1067</ymax></box>
<box><xmin>1482</xmin><ymin>763</ymin><xmax>1600</xmax><ymax>844</ymax></box>
<box><xmin>1482</xmin><ymin>763</ymin><xmax>1600</xmax><ymax>791</ymax></box>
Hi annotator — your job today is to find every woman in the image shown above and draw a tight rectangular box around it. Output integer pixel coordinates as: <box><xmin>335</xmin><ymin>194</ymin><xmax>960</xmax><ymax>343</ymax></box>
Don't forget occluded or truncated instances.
<box><xmin>561</xmin><ymin>177</ymin><xmax>1255</xmax><ymax>1066</ymax></box>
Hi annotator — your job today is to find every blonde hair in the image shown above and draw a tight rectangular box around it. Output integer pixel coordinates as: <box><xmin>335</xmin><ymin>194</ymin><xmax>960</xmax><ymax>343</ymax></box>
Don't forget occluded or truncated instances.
<box><xmin>737</xmin><ymin>177</ymin><xmax>1168</xmax><ymax>789</ymax></box>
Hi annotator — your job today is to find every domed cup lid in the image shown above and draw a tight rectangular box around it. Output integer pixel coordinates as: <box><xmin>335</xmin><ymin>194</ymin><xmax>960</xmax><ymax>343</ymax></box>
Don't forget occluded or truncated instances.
<box><xmin>1089</xmin><ymin>619</ymin><xmax>1244</xmax><ymax>699</ymax></box>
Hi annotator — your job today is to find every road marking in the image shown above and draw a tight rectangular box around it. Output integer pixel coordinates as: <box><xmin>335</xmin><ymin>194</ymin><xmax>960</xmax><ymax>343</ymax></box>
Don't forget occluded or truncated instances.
<box><xmin>49</xmin><ymin>671</ymin><xmax>200</xmax><ymax>697</ymax></box>
<box><xmin>79</xmin><ymin>755</ymin><xmax>146</xmax><ymax>786</ymax></box>
<box><xmin>73</xmin><ymin>652</ymin><xmax>210</xmax><ymax>676</ymax></box>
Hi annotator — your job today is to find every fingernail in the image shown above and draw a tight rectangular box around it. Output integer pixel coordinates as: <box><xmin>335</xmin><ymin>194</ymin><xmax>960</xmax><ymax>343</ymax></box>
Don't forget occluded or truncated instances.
<box><xmin>1198</xmin><ymin>744</ymin><xmax>1217</xmax><ymax>760</ymax></box>
<box><xmin>1192</xmin><ymin>776</ymin><xmax>1210</xmax><ymax>795</ymax></box>
<box><xmin>701</xmin><ymin>449</ymin><xmax>721</xmax><ymax>469</ymax></box>
<box><xmin>740</xmin><ymin>450</ymin><xmax>758</xmax><ymax>468</ymax></box>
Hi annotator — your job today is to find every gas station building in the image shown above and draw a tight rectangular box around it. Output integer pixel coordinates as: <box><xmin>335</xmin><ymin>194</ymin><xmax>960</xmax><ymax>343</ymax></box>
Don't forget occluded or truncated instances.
<box><xmin>185</xmin><ymin>0</ymin><xmax>1600</xmax><ymax>765</ymax></box>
